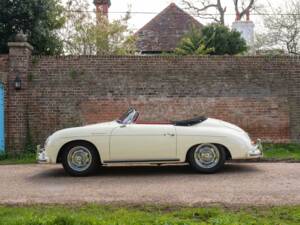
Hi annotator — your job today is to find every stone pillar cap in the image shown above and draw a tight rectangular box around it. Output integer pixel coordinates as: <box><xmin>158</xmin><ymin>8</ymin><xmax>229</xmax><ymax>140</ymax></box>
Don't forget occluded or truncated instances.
<box><xmin>7</xmin><ymin>42</ymin><xmax>33</xmax><ymax>51</ymax></box>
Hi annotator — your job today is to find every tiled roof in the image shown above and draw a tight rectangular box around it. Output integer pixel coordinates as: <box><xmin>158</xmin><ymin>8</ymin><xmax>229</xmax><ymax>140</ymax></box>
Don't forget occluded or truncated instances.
<box><xmin>135</xmin><ymin>3</ymin><xmax>203</xmax><ymax>53</ymax></box>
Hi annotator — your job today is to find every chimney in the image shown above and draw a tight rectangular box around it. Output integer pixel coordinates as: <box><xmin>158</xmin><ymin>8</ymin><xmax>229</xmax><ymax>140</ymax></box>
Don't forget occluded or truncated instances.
<box><xmin>94</xmin><ymin>0</ymin><xmax>111</xmax><ymax>18</ymax></box>
<box><xmin>232</xmin><ymin>20</ymin><xmax>255</xmax><ymax>55</ymax></box>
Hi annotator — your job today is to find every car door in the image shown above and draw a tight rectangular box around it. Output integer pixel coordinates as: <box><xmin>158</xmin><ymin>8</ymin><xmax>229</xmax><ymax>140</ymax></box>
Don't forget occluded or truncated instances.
<box><xmin>109</xmin><ymin>124</ymin><xmax>177</xmax><ymax>162</ymax></box>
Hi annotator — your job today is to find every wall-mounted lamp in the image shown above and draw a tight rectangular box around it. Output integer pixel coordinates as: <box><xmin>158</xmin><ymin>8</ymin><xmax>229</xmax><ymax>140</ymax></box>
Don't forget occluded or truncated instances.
<box><xmin>14</xmin><ymin>75</ymin><xmax>22</xmax><ymax>90</ymax></box>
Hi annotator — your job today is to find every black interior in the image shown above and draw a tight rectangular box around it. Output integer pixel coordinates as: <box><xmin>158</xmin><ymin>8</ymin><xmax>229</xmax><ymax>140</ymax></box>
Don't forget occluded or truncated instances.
<box><xmin>172</xmin><ymin>116</ymin><xmax>207</xmax><ymax>126</ymax></box>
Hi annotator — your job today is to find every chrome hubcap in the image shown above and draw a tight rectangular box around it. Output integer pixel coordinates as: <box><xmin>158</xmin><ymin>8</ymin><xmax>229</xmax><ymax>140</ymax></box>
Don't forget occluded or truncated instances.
<box><xmin>194</xmin><ymin>144</ymin><xmax>220</xmax><ymax>169</ymax></box>
<box><xmin>67</xmin><ymin>146</ymin><xmax>92</xmax><ymax>172</ymax></box>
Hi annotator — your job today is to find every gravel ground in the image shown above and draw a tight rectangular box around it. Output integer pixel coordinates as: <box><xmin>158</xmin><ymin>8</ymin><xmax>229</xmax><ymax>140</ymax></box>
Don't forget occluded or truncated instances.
<box><xmin>0</xmin><ymin>163</ymin><xmax>299</xmax><ymax>206</ymax></box>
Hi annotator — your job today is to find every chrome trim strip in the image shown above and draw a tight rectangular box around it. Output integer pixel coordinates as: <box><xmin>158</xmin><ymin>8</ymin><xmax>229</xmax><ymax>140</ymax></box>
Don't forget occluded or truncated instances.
<box><xmin>104</xmin><ymin>159</ymin><xmax>180</xmax><ymax>163</ymax></box>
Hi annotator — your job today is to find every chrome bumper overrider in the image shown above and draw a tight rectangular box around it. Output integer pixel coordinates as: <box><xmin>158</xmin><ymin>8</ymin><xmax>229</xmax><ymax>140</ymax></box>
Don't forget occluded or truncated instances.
<box><xmin>37</xmin><ymin>145</ymin><xmax>49</xmax><ymax>163</ymax></box>
<box><xmin>248</xmin><ymin>139</ymin><xmax>263</xmax><ymax>158</ymax></box>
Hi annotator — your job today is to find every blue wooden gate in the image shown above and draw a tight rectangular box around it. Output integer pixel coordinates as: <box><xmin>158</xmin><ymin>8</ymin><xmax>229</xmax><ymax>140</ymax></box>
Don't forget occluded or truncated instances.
<box><xmin>0</xmin><ymin>83</ymin><xmax>4</xmax><ymax>153</ymax></box>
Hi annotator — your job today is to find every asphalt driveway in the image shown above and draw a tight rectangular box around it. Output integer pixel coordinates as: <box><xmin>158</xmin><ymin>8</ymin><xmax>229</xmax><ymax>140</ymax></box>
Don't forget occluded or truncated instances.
<box><xmin>0</xmin><ymin>163</ymin><xmax>299</xmax><ymax>206</ymax></box>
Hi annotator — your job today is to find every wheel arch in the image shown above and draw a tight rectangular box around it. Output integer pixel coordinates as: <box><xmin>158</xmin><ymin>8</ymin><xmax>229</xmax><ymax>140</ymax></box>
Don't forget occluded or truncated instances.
<box><xmin>185</xmin><ymin>143</ymin><xmax>232</xmax><ymax>162</ymax></box>
<box><xmin>56</xmin><ymin>140</ymin><xmax>101</xmax><ymax>163</ymax></box>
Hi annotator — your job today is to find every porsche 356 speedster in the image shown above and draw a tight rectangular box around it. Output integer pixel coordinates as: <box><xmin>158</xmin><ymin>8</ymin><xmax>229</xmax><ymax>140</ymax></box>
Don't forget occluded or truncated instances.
<box><xmin>38</xmin><ymin>108</ymin><xmax>263</xmax><ymax>176</ymax></box>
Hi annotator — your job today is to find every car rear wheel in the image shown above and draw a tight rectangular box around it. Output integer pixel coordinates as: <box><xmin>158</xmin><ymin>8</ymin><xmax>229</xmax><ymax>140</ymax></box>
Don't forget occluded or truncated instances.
<box><xmin>188</xmin><ymin>143</ymin><xmax>226</xmax><ymax>173</ymax></box>
<box><xmin>61</xmin><ymin>142</ymin><xmax>100</xmax><ymax>176</ymax></box>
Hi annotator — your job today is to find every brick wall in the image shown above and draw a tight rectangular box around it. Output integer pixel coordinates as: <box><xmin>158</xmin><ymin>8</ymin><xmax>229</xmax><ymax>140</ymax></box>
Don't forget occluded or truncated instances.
<box><xmin>21</xmin><ymin>55</ymin><xmax>299</xmax><ymax>147</ymax></box>
<box><xmin>2</xmin><ymin>45</ymin><xmax>300</xmax><ymax>151</ymax></box>
<box><xmin>0</xmin><ymin>55</ymin><xmax>8</xmax><ymax>83</ymax></box>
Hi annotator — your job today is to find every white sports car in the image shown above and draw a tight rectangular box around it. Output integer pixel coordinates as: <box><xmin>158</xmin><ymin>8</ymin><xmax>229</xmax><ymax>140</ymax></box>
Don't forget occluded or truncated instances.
<box><xmin>38</xmin><ymin>108</ymin><xmax>263</xmax><ymax>176</ymax></box>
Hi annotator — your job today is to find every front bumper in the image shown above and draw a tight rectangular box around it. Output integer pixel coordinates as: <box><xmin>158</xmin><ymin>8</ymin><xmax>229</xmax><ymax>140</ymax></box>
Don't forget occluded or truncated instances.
<box><xmin>247</xmin><ymin>139</ymin><xmax>263</xmax><ymax>158</ymax></box>
<box><xmin>37</xmin><ymin>145</ymin><xmax>49</xmax><ymax>163</ymax></box>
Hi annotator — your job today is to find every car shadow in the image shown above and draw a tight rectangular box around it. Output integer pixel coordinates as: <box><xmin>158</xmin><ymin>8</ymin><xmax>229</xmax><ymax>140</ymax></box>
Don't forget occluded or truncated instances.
<box><xmin>30</xmin><ymin>163</ymin><xmax>261</xmax><ymax>180</ymax></box>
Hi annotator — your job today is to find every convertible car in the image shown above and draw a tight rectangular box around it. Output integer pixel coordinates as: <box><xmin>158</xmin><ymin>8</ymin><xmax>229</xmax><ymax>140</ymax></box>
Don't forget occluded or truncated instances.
<box><xmin>38</xmin><ymin>108</ymin><xmax>263</xmax><ymax>176</ymax></box>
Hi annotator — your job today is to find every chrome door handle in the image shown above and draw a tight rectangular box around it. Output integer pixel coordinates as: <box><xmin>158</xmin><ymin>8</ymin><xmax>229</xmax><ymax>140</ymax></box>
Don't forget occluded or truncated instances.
<box><xmin>165</xmin><ymin>133</ymin><xmax>175</xmax><ymax>137</ymax></box>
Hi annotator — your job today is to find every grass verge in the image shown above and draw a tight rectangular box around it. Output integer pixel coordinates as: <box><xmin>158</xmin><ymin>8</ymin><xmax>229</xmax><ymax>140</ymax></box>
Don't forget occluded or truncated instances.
<box><xmin>0</xmin><ymin>152</ymin><xmax>36</xmax><ymax>165</ymax></box>
<box><xmin>0</xmin><ymin>204</ymin><xmax>300</xmax><ymax>225</ymax></box>
<box><xmin>263</xmin><ymin>143</ymin><xmax>300</xmax><ymax>161</ymax></box>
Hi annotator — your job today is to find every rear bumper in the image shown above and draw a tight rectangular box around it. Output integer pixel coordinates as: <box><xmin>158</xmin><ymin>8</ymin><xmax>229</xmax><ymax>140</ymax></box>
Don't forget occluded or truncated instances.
<box><xmin>247</xmin><ymin>139</ymin><xmax>263</xmax><ymax>158</ymax></box>
<box><xmin>36</xmin><ymin>145</ymin><xmax>49</xmax><ymax>163</ymax></box>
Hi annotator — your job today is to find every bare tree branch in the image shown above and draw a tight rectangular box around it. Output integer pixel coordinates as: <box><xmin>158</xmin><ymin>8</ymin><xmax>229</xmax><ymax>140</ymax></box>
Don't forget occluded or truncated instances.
<box><xmin>257</xmin><ymin>0</ymin><xmax>300</xmax><ymax>55</ymax></box>
<box><xmin>182</xmin><ymin>0</ymin><xmax>218</xmax><ymax>11</ymax></box>
<box><xmin>182</xmin><ymin>0</ymin><xmax>226</xmax><ymax>24</ymax></box>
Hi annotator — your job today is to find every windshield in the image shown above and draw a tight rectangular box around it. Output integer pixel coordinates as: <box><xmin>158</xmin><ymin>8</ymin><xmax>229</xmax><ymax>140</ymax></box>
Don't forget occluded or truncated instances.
<box><xmin>117</xmin><ymin>108</ymin><xmax>139</xmax><ymax>124</ymax></box>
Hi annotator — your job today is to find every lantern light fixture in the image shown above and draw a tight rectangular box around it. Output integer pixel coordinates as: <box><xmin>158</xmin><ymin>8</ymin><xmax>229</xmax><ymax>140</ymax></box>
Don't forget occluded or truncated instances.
<box><xmin>14</xmin><ymin>74</ymin><xmax>22</xmax><ymax>90</ymax></box>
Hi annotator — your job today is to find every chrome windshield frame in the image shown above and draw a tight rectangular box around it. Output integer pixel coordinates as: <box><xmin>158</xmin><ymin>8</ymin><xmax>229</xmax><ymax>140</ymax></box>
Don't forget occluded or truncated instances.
<box><xmin>117</xmin><ymin>108</ymin><xmax>139</xmax><ymax>125</ymax></box>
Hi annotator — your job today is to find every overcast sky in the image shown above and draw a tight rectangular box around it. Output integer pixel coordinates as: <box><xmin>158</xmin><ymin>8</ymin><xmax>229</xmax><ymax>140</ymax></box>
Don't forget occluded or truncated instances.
<box><xmin>71</xmin><ymin>0</ymin><xmax>285</xmax><ymax>33</ymax></box>
<box><xmin>109</xmin><ymin>0</ymin><xmax>284</xmax><ymax>32</ymax></box>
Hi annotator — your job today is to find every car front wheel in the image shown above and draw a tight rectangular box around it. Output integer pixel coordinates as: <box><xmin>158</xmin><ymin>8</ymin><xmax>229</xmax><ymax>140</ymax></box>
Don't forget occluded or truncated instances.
<box><xmin>61</xmin><ymin>142</ymin><xmax>100</xmax><ymax>176</ymax></box>
<box><xmin>188</xmin><ymin>143</ymin><xmax>226</xmax><ymax>173</ymax></box>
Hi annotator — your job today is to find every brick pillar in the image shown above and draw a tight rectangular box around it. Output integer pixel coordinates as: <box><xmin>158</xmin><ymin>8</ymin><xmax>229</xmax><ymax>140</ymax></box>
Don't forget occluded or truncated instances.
<box><xmin>7</xmin><ymin>41</ymin><xmax>33</xmax><ymax>152</ymax></box>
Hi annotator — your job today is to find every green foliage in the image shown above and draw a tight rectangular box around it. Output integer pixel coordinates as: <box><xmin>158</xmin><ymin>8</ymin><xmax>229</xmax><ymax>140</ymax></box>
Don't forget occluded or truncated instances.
<box><xmin>68</xmin><ymin>68</ymin><xmax>85</xmax><ymax>80</ymax></box>
<box><xmin>175</xmin><ymin>27</ymin><xmax>214</xmax><ymax>55</ymax></box>
<box><xmin>28</xmin><ymin>72</ymin><xmax>34</xmax><ymax>82</ymax></box>
<box><xmin>175</xmin><ymin>24</ymin><xmax>248</xmax><ymax>56</ymax></box>
<box><xmin>0</xmin><ymin>204</ymin><xmax>300</xmax><ymax>224</ymax></box>
<box><xmin>63</xmin><ymin>0</ymin><xmax>136</xmax><ymax>55</ymax></box>
<box><xmin>201</xmin><ymin>24</ymin><xmax>248</xmax><ymax>55</ymax></box>
<box><xmin>68</xmin><ymin>68</ymin><xmax>78</xmax><ymax>80</ymax></box>
<box><xmin>31</xmin><ymin>57</ymin><xmax>40</xmax><ymax>66</ymax></box>
<box><xmin>0</xmin><ymin>0</ymin><xmax>65</xmax><ymax>55</ymax></box>
<box><xmin>25</xmin><ymin>106</ymin><xmax>36</xmax><ymax>154</ymax></box>
<box><xmin>0</xmin><ymin>152</ymin><xmax>36</xmax><ymax>165</ymax></box>
<box><xmin>263</xmin><ymin>143</ymin><xmax>300</xmax><ymax>161</ymax></box>
<box><xmin>24</xmin><ymin>130</ymin><xmax>35</xmax><ymax>154</ymax></box>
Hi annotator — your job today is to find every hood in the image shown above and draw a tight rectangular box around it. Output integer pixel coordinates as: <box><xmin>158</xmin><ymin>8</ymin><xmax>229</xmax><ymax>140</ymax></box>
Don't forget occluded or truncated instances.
<box><xmin>51</xmin><ymin>121</ymin><xmax>118</xmax><ymax>138</ymax></box>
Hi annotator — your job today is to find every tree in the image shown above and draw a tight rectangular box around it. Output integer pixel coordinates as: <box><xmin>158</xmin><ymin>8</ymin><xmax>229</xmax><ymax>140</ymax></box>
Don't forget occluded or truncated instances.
<box><xmin>202</xmin><ymin>24</ymin><xmax>247</xmax><ymax>55</ymax></box>
<box><xmin>62</xmin><ymin>0</ymin><xmax>136</xmax><ymax>55</ymax></box>
<box><xmin>182</xmin><ymin>0</ymin><xmax>258</xmax><ymax>25</ymax></box>
<box><xmin>175</xmin><ymin>24</ymin><xmax>247</xmax><ymax>55</ymax></box>
<box><xmin>0</xmin><ymin>0</ymin><xmax>65</xmax><ymax>55</ymax></box>
<box><xmin>175</xmin><ymin>27</ymin><xmax>214</xmax><ymax>55</ymax></box>
<box><xmin>182</xmin><ymin>0</ymin><xmax>226</xmax><ymax>25</ymax></box>
<box><xmin>258</xmin><ymin>1</ymin><xmax>300</xmax><ymax>55</ymax></box>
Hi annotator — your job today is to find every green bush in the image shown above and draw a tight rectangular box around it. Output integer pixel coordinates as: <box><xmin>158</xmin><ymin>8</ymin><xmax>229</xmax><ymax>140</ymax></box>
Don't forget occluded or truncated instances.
<box><xmin>0</xmin><ymin>152</ymin><xmax>36</xmax><ymax>165</ymax></box>
<box><xmin>263</xmin><ymin>143</ymin><xmax>300</xmax><ymax>160</ymax></box>
<box><xmin>201</xmin><ymin>24</ymin><xmax>248</xmax><ymax>55</ymax></box>
<box><xmin>175</xmin><ymin>24</ymin><xmax>248</xmax><ymax>56</ymax></box>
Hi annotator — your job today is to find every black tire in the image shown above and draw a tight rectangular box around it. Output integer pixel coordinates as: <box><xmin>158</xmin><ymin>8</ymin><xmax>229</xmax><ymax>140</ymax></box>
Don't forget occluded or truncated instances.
<box><xmin>61</xmin><ymin>142</ymin><xmax>100</xmax><ymax>176</ymax></box>
<box><xmin>188</xmin><ymin>144</ymin><xmax>226</xmax><ymax>174</ymax></box>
